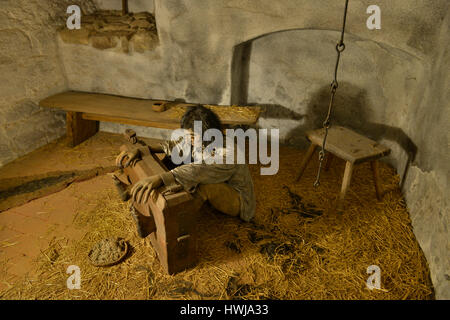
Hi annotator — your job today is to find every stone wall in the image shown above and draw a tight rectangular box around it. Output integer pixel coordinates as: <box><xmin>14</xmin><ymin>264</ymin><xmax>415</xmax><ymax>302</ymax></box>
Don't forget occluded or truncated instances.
<box><xmin>59</xmin><ymin>10</ymin><xmax>158</xmax><ymax>53</ymax></box>
<box><xmin>0</xmin><ymin>0</ymin><xmax>96</xmax><ymax>167</ymax></box>
<box><xmin>92</xmin><ymin>0</ymin><xmax>154</xmax><ymax>14</ymax></box>
<box><xmin>403</xmin><ymin>9</ymin><xmax>449</xmax><ymax>298</ymax></box>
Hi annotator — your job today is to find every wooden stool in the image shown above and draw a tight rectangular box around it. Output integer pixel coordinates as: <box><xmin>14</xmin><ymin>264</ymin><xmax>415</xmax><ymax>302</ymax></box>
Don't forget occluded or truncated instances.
<box><xmin>296</xmin><ymin>126</ymin><xmax>391</xmax><ymax>209</ymax></box>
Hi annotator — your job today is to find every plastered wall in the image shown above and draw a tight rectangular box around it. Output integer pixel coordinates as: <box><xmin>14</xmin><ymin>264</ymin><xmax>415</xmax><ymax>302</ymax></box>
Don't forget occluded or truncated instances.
<box><xmin>0</xmin><ymin>0</ymin><xmax>96</xmax><ymax>166</ymax></box>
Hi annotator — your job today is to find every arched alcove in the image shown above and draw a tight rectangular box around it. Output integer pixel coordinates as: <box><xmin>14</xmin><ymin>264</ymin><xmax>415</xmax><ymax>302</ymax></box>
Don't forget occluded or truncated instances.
<box><xmin>230</xmin><ymin>29</ymin><xmax>421</xmax><ymax>175</ymax></box>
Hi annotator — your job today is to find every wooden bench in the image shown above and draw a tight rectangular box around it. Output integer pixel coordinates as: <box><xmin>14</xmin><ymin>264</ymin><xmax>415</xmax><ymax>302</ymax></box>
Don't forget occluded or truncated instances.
<box><xmin>39</xmin><ymin>91</ymin><xmax>261</xmax><ymax>147</ymax></box>
<box><xmin>296</xmin><ymin>126</ymin><xmax>391</xmax><ymax>208</ymax></box>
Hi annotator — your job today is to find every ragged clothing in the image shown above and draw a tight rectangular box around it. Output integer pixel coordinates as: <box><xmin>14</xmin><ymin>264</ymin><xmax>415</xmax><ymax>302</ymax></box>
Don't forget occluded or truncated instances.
<box><xmin>159</xmin><ymin>139</ymin><xmax>256</xmax><ymax>222</ymax></box>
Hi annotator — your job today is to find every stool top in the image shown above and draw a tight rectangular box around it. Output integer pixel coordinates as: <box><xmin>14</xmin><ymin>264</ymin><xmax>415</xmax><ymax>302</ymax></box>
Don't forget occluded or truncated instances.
<box><xmin>307</xmin><ymin>126</ymin><xmax>390</xmax><ymax>163</ymax></box>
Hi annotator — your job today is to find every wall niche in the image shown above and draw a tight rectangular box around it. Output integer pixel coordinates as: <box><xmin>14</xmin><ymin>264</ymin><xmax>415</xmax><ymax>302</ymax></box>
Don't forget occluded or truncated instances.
<box><xmin>59</xmin><ymin>10</ymin><xmax>158</xmax><ymax>53</ymax></box>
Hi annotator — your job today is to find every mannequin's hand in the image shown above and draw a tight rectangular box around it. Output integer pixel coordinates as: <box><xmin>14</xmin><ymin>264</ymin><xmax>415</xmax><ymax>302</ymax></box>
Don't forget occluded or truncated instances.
<box><xmin>130</xmin><ymin>175</ymin><xmax>163</xmax><ymax>204</ymax></box>
<box><xmin>116</xmin><ymin>149</ymin><xmax>140</xmax><ymax>168</ymax></box>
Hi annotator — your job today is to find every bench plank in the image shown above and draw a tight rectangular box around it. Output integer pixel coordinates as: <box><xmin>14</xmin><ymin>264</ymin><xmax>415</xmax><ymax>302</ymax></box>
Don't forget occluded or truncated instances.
<box><xmin>40</xmin><ymin>91</ymin><xmax>261</xmax><ymax>128</ymax></box>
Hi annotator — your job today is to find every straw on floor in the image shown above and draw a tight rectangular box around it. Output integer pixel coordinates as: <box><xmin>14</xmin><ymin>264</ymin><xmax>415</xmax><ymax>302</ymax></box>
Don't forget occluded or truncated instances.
<box><xmin>0</xmin><ymin>146</ymin><xmax>434</xmax><ymax>300</ymax></box>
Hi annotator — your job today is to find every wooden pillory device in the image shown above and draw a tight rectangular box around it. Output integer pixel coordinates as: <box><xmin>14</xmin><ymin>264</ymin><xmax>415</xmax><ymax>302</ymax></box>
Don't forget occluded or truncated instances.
<box><xmin>115</xmin><ymin>140</ymin><xmax>203</xmax><ymax>274</ymax></box>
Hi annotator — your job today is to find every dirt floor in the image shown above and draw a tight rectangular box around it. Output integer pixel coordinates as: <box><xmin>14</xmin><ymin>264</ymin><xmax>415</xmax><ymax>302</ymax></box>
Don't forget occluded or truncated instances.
<box><xmin>0</xmin><ymin>132</ymin><xmax>434</xmax><ymax>299</ymax></box>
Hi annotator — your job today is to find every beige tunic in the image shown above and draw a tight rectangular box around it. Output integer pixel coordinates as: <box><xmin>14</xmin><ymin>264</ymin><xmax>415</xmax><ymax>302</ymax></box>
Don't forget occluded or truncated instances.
<box><xmin>160</xmin><ymin>140</ymin><xmax>256</xmax><ymax>222</ymax></box>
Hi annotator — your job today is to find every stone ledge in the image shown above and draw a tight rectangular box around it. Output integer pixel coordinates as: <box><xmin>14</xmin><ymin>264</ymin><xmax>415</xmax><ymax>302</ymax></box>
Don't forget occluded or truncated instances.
<box><xmin>59</xmin><ymin>10</ymin><xmax>158</xmax><ymax>53</ymax></box>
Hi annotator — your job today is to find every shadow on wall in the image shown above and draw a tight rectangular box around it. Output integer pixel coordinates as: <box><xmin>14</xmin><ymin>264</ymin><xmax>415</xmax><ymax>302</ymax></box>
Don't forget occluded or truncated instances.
<box><xmin>230</xmin><ymin>38</ymin><xmax>307</xmax><ymax>126</ymax></box>
<box><xmin>303</xmin><ymin>84</ymin><xmax>418</xmax><ymax>189</ymax></box>
<box><xmin>230</xmin><ymin>38</ymin><xmax>417</xmax><ymax>189</ymax></box>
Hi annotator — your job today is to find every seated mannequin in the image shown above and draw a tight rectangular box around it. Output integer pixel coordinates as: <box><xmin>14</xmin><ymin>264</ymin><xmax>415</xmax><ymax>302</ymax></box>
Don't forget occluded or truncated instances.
<box><xmin>114</xmin><ymin>105</ymin><xmax>256</xmax><ymax>236</ymax></box>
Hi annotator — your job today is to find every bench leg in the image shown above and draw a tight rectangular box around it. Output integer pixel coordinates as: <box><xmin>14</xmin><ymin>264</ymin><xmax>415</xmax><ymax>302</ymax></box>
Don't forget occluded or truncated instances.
<box><xmin>371</xmin><ymin>160</ymin><xmax>382</xmax><ymax>201</ymax></box>
<box><xmin>296</xmin><ymin>143</ymin><xmax>317</xmax><ymax>182</ymax></box>
<box><xmin>337</xmin><ymin>161</ymin><xmax>354</xmax><ymax>210</ymax></box>
<box><xmin>66</xmin><ymin>111</ymin><xmax>99</xmax><ymax>147</ymax></box>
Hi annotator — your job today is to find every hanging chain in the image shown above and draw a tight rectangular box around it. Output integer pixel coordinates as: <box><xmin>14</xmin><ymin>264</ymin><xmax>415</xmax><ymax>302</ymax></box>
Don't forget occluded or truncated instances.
<box><xmin>313</xmin><ymin>0</ymin><xmax>350</xmax><ymax>187</ymax></box>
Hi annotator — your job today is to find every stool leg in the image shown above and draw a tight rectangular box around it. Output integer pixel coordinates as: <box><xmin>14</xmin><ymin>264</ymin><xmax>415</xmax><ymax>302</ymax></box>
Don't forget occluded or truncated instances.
<box><xmin>324</xmin><ymin>153</ymin><xmax>334</xmax><ymax>171</ymax></box>
<box><xmin>296</xmin><ymin>144</ymin><xmax>317</xmax><ymax>181</ymax></box>
<box><xmin>371</xmin><ymin>160</ymin><xmax>382</xmax><ymax>201</ymax></box>
<box><xmin>337</xmin><ymin>161</ymin><xmax>354</xmax><ymax>210</ymax></box>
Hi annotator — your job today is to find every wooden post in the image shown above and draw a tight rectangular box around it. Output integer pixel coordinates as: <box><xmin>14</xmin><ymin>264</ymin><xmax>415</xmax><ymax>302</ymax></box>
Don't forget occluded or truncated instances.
<box><xmin>122</xmin><ymin>0</ymin><xmax>129</xmax><ymax>15</ymax></box>
<box><xmin>66</xmin><ymin>112</ymin><xmax>99</xmax><ymax>147</ymax></box>
<box><xmin>296</xmin><ymin>143</ymin><xmax>317</xmax><ymax>181</ymax></box>
<box><xmin>371</xmin><ymin>160</ymin><xmax>382</xmax><ymax>200</ymax></box>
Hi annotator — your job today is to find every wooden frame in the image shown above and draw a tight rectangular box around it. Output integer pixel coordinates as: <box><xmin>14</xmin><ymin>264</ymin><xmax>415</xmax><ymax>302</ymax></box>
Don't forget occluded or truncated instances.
<box><xmin>121</xmin><ymin>144</ymin><xmax>203</xmax><ymax>274</ymax></box>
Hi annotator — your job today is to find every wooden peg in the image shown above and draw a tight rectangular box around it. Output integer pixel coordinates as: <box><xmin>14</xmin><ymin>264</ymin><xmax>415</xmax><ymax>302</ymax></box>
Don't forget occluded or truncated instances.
<box><xmin>122</xmin><ymin>0</ymin><xmax>129</xmax><ymax>15</ymax></box>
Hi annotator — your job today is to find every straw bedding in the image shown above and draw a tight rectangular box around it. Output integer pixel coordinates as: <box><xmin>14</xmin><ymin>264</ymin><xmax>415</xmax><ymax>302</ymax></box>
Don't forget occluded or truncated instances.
<box><xmin>167</xmin><ymin>105</ymin><xmax>260</xmax><ymax>123</ymax></box>
<box><xmin>0</xmin><ymin>146</ymin><xmax>434</xmax><ymax>300</ymax></box>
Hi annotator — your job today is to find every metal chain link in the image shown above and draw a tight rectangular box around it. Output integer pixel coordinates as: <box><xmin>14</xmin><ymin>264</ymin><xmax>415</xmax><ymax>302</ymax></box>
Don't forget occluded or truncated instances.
<box><xmin>314</xmin><ymin>0</ymin><xmax>350</xmax><ymax>187</ymax></box>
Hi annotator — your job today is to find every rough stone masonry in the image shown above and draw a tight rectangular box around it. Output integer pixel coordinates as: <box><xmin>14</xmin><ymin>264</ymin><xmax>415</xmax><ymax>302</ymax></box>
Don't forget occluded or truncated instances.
<box><xmin>59</xmin><ymin>10</ymin><xmax>158</xmax><ymax>53</ymax></box>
